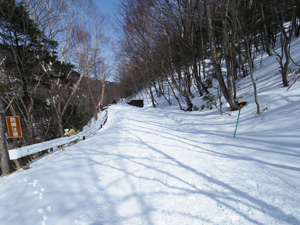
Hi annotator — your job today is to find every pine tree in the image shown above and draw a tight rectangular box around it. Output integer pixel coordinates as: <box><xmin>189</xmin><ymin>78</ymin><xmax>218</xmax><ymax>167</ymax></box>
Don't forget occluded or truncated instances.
<box><xmin>0</xmin><ymin>0</ymin><xmax>59</xmax><ymax>144</ymax></box>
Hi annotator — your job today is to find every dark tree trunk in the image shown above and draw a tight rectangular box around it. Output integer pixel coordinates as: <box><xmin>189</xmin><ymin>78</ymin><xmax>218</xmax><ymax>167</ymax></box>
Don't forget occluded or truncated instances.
<box><xmin>193</xmin><ymin>64</ymin><xmax>204</xmax><ymax>97</ymax></box>
<box><xmin>245</xmin><ymin>37</ymin><xmax>261</xmax><ymax>114</ymax></box>
<box><xmin>0</xmin><ymin>97</ymin><xmax>10</xmax><ymax>176</ymax></box>
<box><xmin>222</xmin><ymin>0</ymin><xmax>236</xmax><ymax>109</ymax></box>
<box><xmin>282</xmin><ymin>37</ymin><xmax>291</xmax><ymax>87</ymax></box>
<box><xmin>148</xmin><ymin>82</ymin><xmax>157</xmax><ymax>108</ymax></box>
<box><xmin>204</xmin><ymin>0</ymin><xmax>239</xmax><ymax>111</ymax></box>
<box><xmin>259</xmin><ymin>2</ymin><xmax>273</xmax><ymax>56</ymax></box>
<box><xmin>272</xmin><ymin>0</ymin><xmax>295</xmax><ymax>87</ymax></box>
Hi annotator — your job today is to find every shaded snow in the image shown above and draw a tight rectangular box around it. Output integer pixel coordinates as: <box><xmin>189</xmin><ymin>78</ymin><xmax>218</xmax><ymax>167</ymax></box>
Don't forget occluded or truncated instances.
<box><xmin>0</xmin><ymin>38</ymin><xmax>300</xmax><ymax>225</ymax></box>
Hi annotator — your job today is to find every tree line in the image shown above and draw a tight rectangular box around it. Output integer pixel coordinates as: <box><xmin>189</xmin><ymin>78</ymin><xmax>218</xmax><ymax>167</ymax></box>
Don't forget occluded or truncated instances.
<box><xmin>116</xmin><ymin>0</ymin><xmax>300</xmax><ymax>112</ymax></box>
<box><xmin>0</xmin><ymin>0</ymin><xmax>120</xmax><ymax>176</ymax></box>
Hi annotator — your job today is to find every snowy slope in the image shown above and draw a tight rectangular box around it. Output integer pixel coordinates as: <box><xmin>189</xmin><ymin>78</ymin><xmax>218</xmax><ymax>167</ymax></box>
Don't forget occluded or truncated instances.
<box><xmin>0</xmin><ymin>40</ymin><xmax>300</xmax><ymax>225</ymax></box>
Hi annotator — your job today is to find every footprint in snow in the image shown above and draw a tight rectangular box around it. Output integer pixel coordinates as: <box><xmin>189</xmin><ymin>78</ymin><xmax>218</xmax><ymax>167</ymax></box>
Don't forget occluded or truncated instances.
<box><xmin>33</xmin><ymin>186</ymin><xmax>44</xmax><ymax>200</ymax></box>
<box><xmin>37</xmin><ymin>208</ymin><xmax>43</xmax><ymax>214</ymax></box>
<box><xmin>30</xmin><ymin>181</ymin><xmax>50</xmax><ymax>223</ymax></box>
<box><xmin>39</xmin><ymin>188</ymin><xmax>45</xmax><ymax>200</ymax></box>
<box><xmin>41</xmin><ymin>214</ymin><xmax>48</xmax><ymax>225</ymax></box>
<box><xmin>37</xmin><ymin>206</ymin><xmax>51</xmax><ymax>225</ymax></box>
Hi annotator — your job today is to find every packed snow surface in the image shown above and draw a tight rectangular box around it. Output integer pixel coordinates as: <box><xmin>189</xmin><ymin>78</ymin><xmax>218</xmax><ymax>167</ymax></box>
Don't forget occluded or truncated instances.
<box><xmin>1</xmin><ymin>40</ymin><xmax>300</xmax><ymax>225</ymax></box>
<box><xmin>1</xmin><ymin>98</ymin><xmax>300</xmax><ymax>224</ymax></box>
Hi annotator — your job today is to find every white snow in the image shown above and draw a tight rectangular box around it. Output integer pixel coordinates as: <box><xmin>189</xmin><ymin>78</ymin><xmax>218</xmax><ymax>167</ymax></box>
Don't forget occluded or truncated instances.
<box><xmin>1</xmin><ymin>39</ymin><xmax>300</xmax><ymax>225</ymax></box>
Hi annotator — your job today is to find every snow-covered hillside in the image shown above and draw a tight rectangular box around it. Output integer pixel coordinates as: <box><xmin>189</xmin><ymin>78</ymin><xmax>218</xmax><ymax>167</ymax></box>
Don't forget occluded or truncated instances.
<box><xmin>0</xmin><ymin>38</ymin><xmax>300</xmax><ymax>224</ymax></box>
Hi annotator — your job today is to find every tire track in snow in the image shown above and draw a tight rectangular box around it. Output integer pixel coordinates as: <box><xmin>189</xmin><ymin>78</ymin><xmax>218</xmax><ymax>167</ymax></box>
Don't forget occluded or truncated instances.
<box><xmin>118</xmin><ymin>105</ymin><xmax>300</xmax><ymax>225</ymax></box>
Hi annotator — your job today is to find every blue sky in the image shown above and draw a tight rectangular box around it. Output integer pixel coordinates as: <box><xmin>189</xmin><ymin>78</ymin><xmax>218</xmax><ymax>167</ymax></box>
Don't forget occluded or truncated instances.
<box><xmin>95</xmin><ymin>0</ymin><xmax>122</xmax><ymax>80</ymax></box>
<box><xmin>95</xmin><ymin>0</ymin><xmax>121</xmax><ymax>42</ymax></box>
<box><xmin>95</xmin><ymin>0</ymin><xmax>120</xmax><ymax>14</ymax></box>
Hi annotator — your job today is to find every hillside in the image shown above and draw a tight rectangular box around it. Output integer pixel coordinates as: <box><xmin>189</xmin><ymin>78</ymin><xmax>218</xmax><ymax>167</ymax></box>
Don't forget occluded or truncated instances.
<box><xmin>0</xmin><ymin>39</ymin><xmax>300</xmax><ymax>225</ymax></box>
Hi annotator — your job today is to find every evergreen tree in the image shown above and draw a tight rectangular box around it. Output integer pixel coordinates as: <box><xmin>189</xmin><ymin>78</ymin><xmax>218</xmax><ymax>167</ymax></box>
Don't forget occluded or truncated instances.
<box><xmin>0</xmin><ymin>0</ymin><xmax>59</xmax><ymax>144</ymax></box>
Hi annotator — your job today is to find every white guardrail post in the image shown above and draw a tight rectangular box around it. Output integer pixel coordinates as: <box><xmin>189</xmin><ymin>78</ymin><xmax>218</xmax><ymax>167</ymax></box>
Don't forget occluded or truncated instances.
<box><xmin>8</xmin><ymin>111</ymin><xmax>108</xmax><ymax>160</ymax></box>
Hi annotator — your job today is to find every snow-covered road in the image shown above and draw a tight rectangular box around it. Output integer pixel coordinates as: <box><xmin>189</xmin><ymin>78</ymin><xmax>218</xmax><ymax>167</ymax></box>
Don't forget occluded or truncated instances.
<box><xmin>1</xmin><ymin>103</ymin><xmax>299</xmax><ymax>225</ymax></box>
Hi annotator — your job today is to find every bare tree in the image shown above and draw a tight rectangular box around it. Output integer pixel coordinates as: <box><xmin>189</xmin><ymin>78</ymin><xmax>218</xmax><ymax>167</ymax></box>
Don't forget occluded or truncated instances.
<box><xmin>116</xmin><ymin>0</ymin><xmax>299</xmax><ymax>113</ymax></box>
<box><xmin>0</xmin><ymin>0</ymin><xmax>60</xmax><ymax>144</ymax></box>
<box><xmin>257</xmin><ymin>0</ymin><xmax>273</xmax><ymax>56</ymax></box>
<box><xmin>273</xmin><ymin>0</ymin><xmax>296</xmax><ymax>87</ymax></box>
<box><xmin>86</xmin><ymin>14</ymin><xmax>110</xmax><ymax>119</ymax></box>
<box><xmin>204</xmin><ymin>0</ymin><xmax>239</xmax><ymax>111</ymax></box>
<box><xmin>0</xmin><ymin>96</ymin><xmax>10</xmax><ymax>176</ymax></box>
<box><xmin>33</xmin><ymin>0</ymin><xmax>108</xmax><ymax>136</ymax></box>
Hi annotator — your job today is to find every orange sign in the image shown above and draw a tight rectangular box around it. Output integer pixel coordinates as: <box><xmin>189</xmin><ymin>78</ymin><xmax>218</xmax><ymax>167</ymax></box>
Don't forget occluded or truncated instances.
<box><xmin>6</xmin><ymin>116</ymin><xmax>23</xmax><ymax>138</ymax></box>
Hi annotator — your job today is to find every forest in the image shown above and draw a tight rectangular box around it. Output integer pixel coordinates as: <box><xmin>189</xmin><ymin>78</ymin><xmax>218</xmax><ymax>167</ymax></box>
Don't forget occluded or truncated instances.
<box><xmin>0</xmin><ymin>0</ymin><xmax>120</xmax><ymax>175</ymax></box>
<box><xmin>116</xmin><ymin>0</ymin><xmax>300</xmax><ymax>112</ymax></box>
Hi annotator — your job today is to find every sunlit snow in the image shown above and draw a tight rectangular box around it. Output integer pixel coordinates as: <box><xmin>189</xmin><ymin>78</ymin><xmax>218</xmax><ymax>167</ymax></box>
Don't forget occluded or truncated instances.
<box><xmin>0</xmin><ymin>38</ymin><xmax>300</xmax><ymax>225</ymax></box>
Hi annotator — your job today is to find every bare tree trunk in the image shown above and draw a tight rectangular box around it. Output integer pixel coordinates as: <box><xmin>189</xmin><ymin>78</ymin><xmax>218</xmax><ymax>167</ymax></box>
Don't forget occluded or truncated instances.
<box><xmin>48</xmin><ymin>88</ymin><xmax>64</xmax><ymax>137</ymax></box>
<box><xmin>97</xmin><ymin>78</ymin><xmax>107</xmax><ymax>114</ymax></box>
<box><xmin>198</xmin><ymin>62</ymin><xmax>209</xmax><ymax>93</ymax></box>
<box><xmin>204</xmin><ymin>0</ymin><xmax>239</xmax><ymax>111</ymax></box>
<box><xmin>258</xmin><ymin>2</ymin><xmax>273</xmax><ymax>56</ymax></box>
<box><xmin>272</xmin><ymin>0</ymin><xmax>295</xmax><ymax>87</ymax></box>
<box><xmin>282</xmin><ymin>37</ymin><xmax>292</xmax><ymax>87</ymax></box>
<box><xmin>222</xmin><ymin>0</ymin><xmax>236</xmax><ymax>110</ymax></box>
<box><xmin>161</xmin><ymin>59</ymin><xmax>181</xmax><ymax>108</ymax></box>
<box><xmin>161</xmin><ymin>15</ymin><xmax>184</xmax><ymax>110</ymax></box>
<box><xmin>86</xmin><ymin>71</ymin><xmax>98</xmax><ymax>114</ymax></box>
<box><xmin>230</xmin><ymin>0</ymin><xmax>239</xmax><ymax>99</ymax></box>
<box><xmin>57</xmin><ymin>105</ymin><xmax>64</xmax><ymax>137</ymax></box>
<box><xmin>200</xmin><ymin>22</ymin><xmax>207</xmax><ymax>80</ymax></box>
<box><xmin>148</xmin><ymin>82</ymin><xmax>156</xmax><ymax>108</ymax></box>
<box><xmin>245</xmin><ymin>37</ymin><xmax>261</xmax><ymax>114</ymax></box>
<box><xmin>0</xmin><ymin>97</ymin><xmax>10</xmax><ymax>176</ymax></box>
<box><xmin>193</xmin><ymin>62</ymin><xmax>204</xmax><ymax>96</ymax></box>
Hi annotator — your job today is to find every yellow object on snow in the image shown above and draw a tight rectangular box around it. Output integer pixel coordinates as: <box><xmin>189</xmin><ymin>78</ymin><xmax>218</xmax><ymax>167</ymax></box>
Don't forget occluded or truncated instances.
<box><xmin>64</xmin><ymin>129</ymin><xmax>77</xmax><ymax>136</ymax></box>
